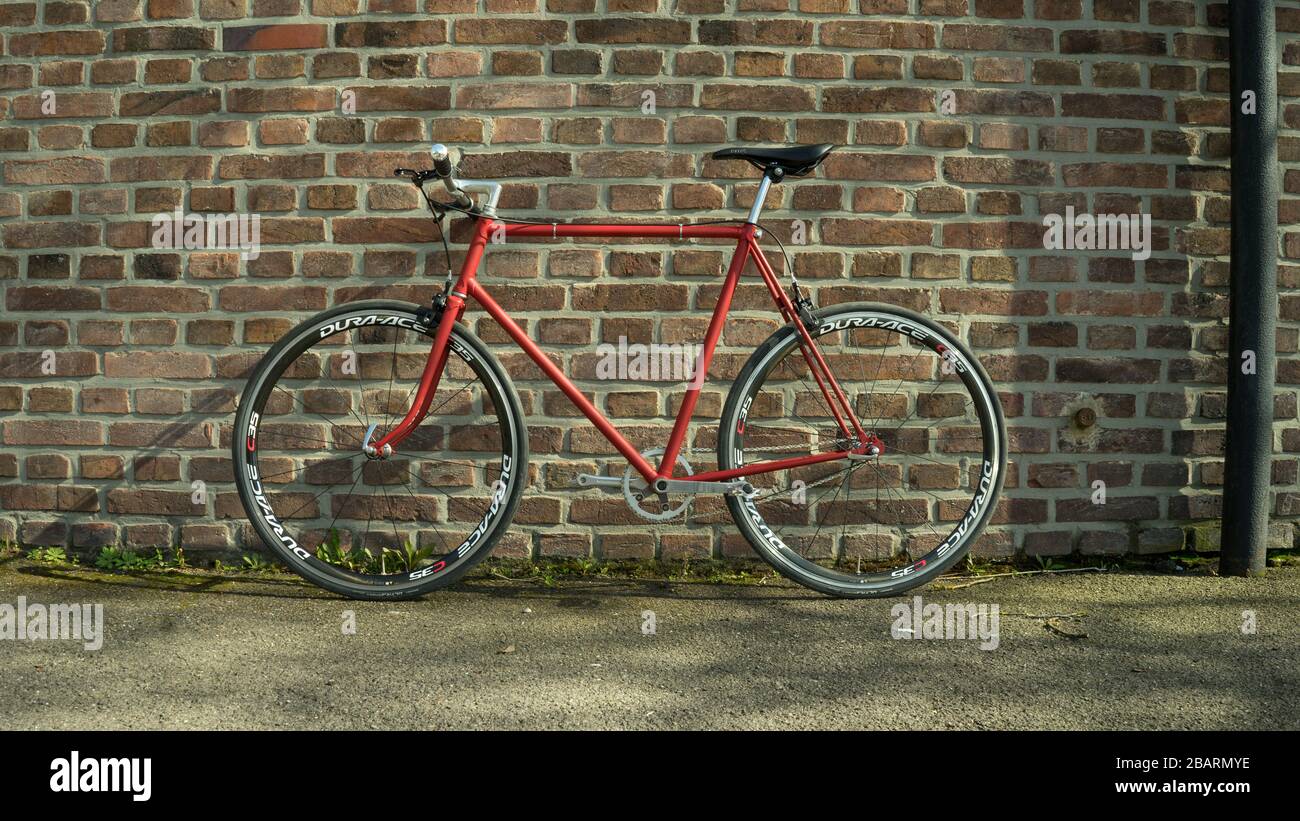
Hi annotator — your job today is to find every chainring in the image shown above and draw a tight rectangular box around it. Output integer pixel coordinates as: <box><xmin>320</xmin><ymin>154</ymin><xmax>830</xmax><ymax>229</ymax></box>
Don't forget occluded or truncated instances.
<box><xmin>622</xmin><ymin>448</ymin><xmax>693</xmax><ymax>522</ymax></box>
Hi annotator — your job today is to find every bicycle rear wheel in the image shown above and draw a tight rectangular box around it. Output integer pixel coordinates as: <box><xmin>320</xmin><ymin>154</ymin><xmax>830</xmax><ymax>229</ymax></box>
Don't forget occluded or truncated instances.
<box><xmin>232</xmin><ymin>300</ymin><xmax>528</xmax><ymax>600</ymax></box>
<box><xmin>718</xmin><ymin>302</ymin><xmax>1006</xmax><ymax>597</ymax></box>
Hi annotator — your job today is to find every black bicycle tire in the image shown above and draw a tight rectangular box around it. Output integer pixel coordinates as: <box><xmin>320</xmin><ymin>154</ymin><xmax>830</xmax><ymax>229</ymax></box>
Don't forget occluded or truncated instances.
<box><xmin>231</xmin><ymin>299</ymin><xmax>529</xmax><ymax>600</ymax></box>
<box><xmin>718</xmin><ymin>302</ymin><xmax>1007</xmax><ymax>598</ymax></box>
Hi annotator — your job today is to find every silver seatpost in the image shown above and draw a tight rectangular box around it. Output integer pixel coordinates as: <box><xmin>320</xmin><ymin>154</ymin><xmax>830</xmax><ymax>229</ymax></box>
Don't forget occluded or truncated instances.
<box><xmin>746</xmin><ymin>174</ymin><xmax>772</xmax><ymax>224</ymax></box>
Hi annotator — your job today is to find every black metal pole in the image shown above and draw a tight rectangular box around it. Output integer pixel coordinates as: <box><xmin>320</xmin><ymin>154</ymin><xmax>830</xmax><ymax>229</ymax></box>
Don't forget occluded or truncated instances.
<box><xmin>1221</xmin><ymin>1</ymin><xmax>1278</xmax><ymax>577</ymax></box>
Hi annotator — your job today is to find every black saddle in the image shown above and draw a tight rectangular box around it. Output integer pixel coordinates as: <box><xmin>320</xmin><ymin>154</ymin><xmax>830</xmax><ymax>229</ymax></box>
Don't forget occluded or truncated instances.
<box><xmin>711</xmin><ymin>144</ymin><xmax>835</xmax><ymax>178</ymax></box>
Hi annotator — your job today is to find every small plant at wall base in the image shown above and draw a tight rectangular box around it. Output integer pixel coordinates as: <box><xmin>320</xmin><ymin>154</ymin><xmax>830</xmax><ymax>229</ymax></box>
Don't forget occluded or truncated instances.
<box><xmin>26</xmin><ymin>546</ymin><xmax>76</xmax><ymax>566</ymax></box>
<box><xmin>94</xmin><ymin>547</ymin><xmax>188</xmax><ymax>572</ymax></box>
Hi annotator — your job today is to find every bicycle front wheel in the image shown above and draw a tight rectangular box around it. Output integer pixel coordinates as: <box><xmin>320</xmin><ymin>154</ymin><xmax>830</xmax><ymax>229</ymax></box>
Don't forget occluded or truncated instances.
<box><xmin>232</xmin><ymin>300</ymin><xmax>528</xmax><ymax>600</ymax></box>
<box><xmin>718</xmin><ymin>302</ymin><xmax>1006</xmax><ymax>597</ymax></box>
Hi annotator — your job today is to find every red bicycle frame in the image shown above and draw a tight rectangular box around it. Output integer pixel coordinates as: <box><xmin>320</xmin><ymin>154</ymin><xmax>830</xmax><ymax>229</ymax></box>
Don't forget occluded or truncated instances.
<box><xmin>371</xmin><ymin>217</ymin><xmax>878</xmax><ymax>485</ymax></box>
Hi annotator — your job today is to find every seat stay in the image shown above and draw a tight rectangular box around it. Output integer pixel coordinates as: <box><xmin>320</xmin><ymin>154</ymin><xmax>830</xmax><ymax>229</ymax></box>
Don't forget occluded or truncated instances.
<box><xmin>750</xmin><ymin>243</ymin><xmax>868</xmax><ymax>446</ymax></box>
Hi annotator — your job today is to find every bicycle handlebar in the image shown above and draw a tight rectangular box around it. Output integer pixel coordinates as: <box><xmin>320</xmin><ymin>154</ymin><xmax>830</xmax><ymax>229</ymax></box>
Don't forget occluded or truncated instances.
<box><xmin>429</xmin><ymin>144</ymin><xmax>473</xmax><ymax>208</ymax></box>
<box><xmin>430</xmin><ymin>144</ymin><xmax>455</xmax><ymax>180</ymax></box>
<box><xmin>393</xmin><ymin>144</ymin><xmax>502</xmax><ymax>216</ymax></box>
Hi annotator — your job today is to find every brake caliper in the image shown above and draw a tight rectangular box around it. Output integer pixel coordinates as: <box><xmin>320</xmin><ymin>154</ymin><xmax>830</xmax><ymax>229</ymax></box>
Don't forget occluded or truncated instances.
<box><xmin>414</xmin><ymin>292</ymin><xmax>447</xmax><ymax>329</ymax></box>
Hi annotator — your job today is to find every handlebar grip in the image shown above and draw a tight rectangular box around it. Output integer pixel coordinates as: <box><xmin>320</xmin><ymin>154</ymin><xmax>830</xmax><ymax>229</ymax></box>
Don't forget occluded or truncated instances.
<box><xmin>429</xmin><ymin>143</ymin><xmax>473</xmax><ymax>207</ymax></box>
<box><xmin>430</xmin><ymin>143</ymin><xmax>454</xmax><ymax>179</ymax></box>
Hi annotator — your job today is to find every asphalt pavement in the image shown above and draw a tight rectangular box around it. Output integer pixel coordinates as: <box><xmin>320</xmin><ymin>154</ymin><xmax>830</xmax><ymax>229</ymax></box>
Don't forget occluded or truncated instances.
<box><xmin>1</xmin><ymin>559</ymin><xmax>1296</xmax><ymax>730</ymax></box>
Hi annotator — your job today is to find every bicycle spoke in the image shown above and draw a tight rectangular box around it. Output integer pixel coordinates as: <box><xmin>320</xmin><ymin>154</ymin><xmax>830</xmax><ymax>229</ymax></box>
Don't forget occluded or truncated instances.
<box><xmin>395</xmin><ymin>466</ymin><xmax>453</xmax><ymax>558</ymax></box>
<box><xmin>382</xmin><ymin>325</ymin><xmax>401</xmax><ymax>439</ymax></box>
<box><xmin>774</xmin><ymin>463</ymin><xmax>855</xmax><ymax>539</ymax></box>
<box><xmin>805</xmin><ymin>468</ymin><xmax>847</xmax><ymax>558</ymax></box>
<box><xmin>321</xmin><ymin>467</ymin><xmax>366</xmax><ymax>551</ymax></box>
<box><xmin>280</xmin><ymin>459</ymin><xmax>366</xmax><ymax>522</ymax></box>
<box><xmin>270</xmin><ymin>382</ymin><xmax>363</xmax><ymax>446</ymax></box>
<box><xmin>840</xmin><ymin>459</ymin><xmax>851</xmax><ymax>566</ymax></box>
<box><xmin>863</xmin><ymin>335</ymin><xmax>894</xmax><ymax>433</ymax></box>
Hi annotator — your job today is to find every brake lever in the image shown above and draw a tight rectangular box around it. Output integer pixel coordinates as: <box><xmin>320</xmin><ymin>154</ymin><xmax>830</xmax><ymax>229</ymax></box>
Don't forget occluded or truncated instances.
<box><xmin>394</xmin><ymin>168</ymin><xmax>435</xmax><ymax>184</ymax></box>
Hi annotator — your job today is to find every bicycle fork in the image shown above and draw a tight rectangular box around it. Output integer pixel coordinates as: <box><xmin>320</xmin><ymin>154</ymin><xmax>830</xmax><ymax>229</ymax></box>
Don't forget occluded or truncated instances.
<box><xmin>367</xmin><ymin>221</ymin><xmax>490</xmax><ymax>457</ymax></box>
<box><xmin>365</xmin><ymin>289</ymin><xmax>464</xmax><ymax>458</ymax></box>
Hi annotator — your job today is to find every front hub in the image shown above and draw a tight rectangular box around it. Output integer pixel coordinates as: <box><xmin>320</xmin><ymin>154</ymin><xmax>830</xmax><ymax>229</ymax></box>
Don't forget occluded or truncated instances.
<box><xmin>362</xmin><ymin>422</ymin><xmax>392</xmax><ymax>459</ymax></box>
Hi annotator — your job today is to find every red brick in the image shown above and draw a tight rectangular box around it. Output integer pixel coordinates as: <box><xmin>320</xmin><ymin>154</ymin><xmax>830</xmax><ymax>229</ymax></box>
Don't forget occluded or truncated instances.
<box><xmin>224</xmin><ymin>24</ymin><xmax>329</xmax><ymax>51</ymax></box>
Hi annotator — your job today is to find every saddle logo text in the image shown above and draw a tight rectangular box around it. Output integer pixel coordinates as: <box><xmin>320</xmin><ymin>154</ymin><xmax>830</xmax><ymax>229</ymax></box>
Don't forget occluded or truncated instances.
<box><xmin>50</xmin><ymin>751</ymin><xmax>151</xmax><ymax>802</ymax></box>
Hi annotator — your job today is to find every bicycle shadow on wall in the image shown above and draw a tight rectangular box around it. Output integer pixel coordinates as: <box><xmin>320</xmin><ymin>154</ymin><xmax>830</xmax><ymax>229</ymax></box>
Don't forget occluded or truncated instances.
<box><xmin>3</xmin><ymin>356</ymin><xmax>262</xmax><ymax>563</ymax></box>
<box><xmin>9</xmin><ymin>374</ymin><xmax>806</xmax><ymax>610</ymax></box>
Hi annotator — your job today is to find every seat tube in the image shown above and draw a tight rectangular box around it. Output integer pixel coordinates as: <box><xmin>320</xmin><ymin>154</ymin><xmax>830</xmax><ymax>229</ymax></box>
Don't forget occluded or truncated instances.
<box><xmin>656</xmin><ymin>228</ymin><xmax>753</xmax><ymax>476</ymax></box>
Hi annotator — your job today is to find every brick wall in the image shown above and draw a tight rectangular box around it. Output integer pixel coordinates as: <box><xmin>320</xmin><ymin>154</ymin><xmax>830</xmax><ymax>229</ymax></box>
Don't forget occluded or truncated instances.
<box><xmin>1</xmin><ymin>0</ymin><xmax>1298</xmax><ymax>563</ymax></box>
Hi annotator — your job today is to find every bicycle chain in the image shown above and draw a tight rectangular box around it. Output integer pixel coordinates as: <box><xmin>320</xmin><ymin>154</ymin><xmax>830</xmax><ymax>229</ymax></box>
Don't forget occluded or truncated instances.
<box><xmin>614</xmin><ymin>437</ymin><xmax>870</xmax><ymax>526</ymax></box>
<box><xmin>618</xmin><ymin>433</ymin><xmax>869</xmax><ymax>524</ymax></box>
<box><xmin>683</xmin><ymin>454</ymin><xmax>870</xmax><ymax>527</ymax></box>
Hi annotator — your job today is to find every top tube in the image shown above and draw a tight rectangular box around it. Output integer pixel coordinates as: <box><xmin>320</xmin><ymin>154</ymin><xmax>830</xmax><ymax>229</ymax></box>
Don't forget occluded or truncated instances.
<box><xmin>501</xmin><ymin>223</ymin><xmax>752</xmax><ymax>240</ymax></box>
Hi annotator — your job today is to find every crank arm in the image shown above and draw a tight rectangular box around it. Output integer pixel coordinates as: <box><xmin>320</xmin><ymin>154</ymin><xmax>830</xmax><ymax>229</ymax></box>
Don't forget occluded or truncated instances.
<box><xmin>576</xmin><ymin>474</ymin><xmax>647</xmax><ymax>493</ymax></box>
<box><xmin>651</xmin><ymin>478</ymin><xmax>755</xmax><ymax>497</ymax></box>
<box><xmin>576</xmin><ymin>473</ymin><xmax>752</xmax><ymax>497</ymax></box>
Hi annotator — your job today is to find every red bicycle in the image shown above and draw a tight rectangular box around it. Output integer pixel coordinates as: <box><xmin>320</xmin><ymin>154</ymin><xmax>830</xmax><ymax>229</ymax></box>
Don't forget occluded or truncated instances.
<box><xmin>232</xmin><ymin>143</ymin><xmax>1007</xmax><ymax>599</ymax></box>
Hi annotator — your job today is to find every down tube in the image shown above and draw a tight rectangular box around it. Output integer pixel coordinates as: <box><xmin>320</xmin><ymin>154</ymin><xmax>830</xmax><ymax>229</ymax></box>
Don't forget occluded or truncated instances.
<box><xmin>465</xmin><ymin>279</ymin><xmax>659</xmax><ymax>482</ymax></box>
